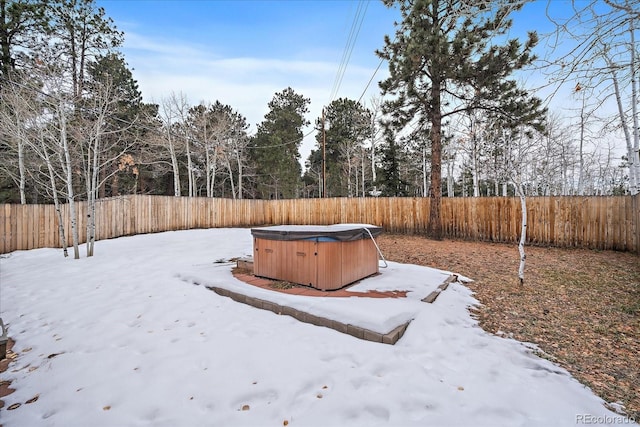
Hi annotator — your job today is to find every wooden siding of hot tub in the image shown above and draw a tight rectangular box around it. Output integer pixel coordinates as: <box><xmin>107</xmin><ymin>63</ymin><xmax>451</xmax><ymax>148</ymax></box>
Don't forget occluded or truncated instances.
<box><xmin>253</xmin><ymin>237</ymin><xmax>379</xmax><ymax>291</ymax></box>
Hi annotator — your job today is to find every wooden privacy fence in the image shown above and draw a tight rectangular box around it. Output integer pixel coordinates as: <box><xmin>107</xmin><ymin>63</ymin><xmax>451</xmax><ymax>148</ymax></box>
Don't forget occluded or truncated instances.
<box><xmin>1</xmin><ymin>194</ymin><xmax>639</xmax><ymax>254</ymax></box>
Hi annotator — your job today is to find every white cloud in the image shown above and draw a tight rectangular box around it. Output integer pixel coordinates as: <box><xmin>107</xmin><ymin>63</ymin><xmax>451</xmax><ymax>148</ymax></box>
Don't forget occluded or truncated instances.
<box><xmin>122</xmin><ymin>31</ymin><xmax>386</xmax><ymax>163</ymax></box>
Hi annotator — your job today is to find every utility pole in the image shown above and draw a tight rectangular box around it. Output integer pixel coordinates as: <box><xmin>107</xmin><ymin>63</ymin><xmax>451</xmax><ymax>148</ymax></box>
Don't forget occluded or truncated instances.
<box><xmin>322</xmin><ymin>107</ymin><xmax>326</xmax><ymax>198</ymax></box>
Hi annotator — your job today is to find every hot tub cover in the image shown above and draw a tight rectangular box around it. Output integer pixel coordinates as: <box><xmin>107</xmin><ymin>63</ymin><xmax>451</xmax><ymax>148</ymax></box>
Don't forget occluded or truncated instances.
<box><xmin>251</xmin><ymin>224</ymin><xmax>382</xmax><ymax>242</ymax></box>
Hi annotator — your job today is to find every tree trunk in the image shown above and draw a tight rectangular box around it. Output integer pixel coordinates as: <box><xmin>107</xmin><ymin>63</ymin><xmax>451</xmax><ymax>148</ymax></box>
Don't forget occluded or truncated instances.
<box><xmin>225</xmin><ymin>156</ymin><xmax>236</xmax><ymax>199</ymax></box>
<box><xmin>471</xmin><ymin>122</ymin><xmax>480</xmax><ymax>197</ymax></box>
<box><xmin>630</xmin><ymin>17</ymin><xmax>640</xmax><ymax>196</ymax></box>
<box><xmin>516</xmin><ymin>183</ymin><xmax>527</xmax><ymax>285</ymax></box>
<box><xmin>422</xmin><ymin>145</ymin><xmax>428</xmax><ymax>197</ymax></box>
<box><xmin>0</xmin><ymin>0</ymin><xmax>11</xmax><ymax>78</ymax></box>
<box><xmin>361</xmin><ymin>147</ymin><xmax>366</xmax><ymax>197</ymax></box>
<box><xmin>41</xmin><ymin>134</ymin><xmax>68</xmax><ymax>257</ymax></box>
<box><xmin>86</xmin><ymin>130</ymin><xmax>100</xmax><ymax>258</ymax></box>
<box><xmin>608</xmin><ymin>53</ymin><xmax>638</xmax><ymax>195</ymax></box>
<box><xmin>577</xmin><ymin>96</ymin><xmax>586</xmax><ymax>196</ymax></box>
<box><xmin>428</xmin><ymin>81</ymin><xmax>443</xmax><ymax>239</ymax></box>
<box><xmin>235</xmin><ymin>146</ymin><xmax>243</xmax><ymax>199</ymax></box>
<box><xmin>17</xmin><ymin>129</ymin><xmax>26</xmax><ymax>204</ymax></box>
<box><xmin>168</xmin><ymin>135</ymin><xmax>181</xmax><ymax>196</ymax></box>
<box><xmin>186</xmin><ymin>137</ymin><xmax>194</xmax><ymax>197</ymax></box>
<box><xmin>206</xmin><ymin>147</ymin><xmax>218</xmax><ymax>197</ymax></box>
<box><xmin>347</xmin><ymin>155</ymin><xmax>353</xmax><ymax>197</ymax></box>
<box><xmin>446</xmin><ymin>153</ymin><xmax>455</xmax><ymax>197</ymax></box>
<box><xmin>59</xmin><ymin>102</ymin><xmax>79</xmax><ymax>259</ymax></box>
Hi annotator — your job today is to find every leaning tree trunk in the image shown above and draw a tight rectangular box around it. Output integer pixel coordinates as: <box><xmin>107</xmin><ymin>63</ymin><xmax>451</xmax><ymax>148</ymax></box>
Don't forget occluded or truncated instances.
<box><xmin>168</xmin><ymin>134</ymin><xmax>181</xmax><ymax>197</ymax></box>
<box><xmin>608</xmin><ymin>52</ymin><xmax>638</xmax><ymax>195</ymax></box>
<box><xmin>516</xmin><ymin>183</ymin><xmax>527</xmax><ymax>285</ymax></box>
<box><xmin>235</xmin><ymin>146</ymin><xmax>243</xmax><ymax>200</ymax></box>
<box><xmin>224</xmin><ymin>155</ymin><xmax>236</xmax><ymax>199</ymax></box>
<box><xmin>41</xmin><ymin>134</ymin><xmax>68</xmax><ymax>257</ymax></box>
<box><xmin>59</xmin><ymin>103</ymin><xmax>80</xmax><ymax>259</ymax></box>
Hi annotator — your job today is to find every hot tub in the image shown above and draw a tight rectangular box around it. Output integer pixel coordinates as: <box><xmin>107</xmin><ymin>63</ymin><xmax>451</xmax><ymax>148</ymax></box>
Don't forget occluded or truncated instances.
<box><xmin>251</xmin><ymin>224</ymin><xmax>383</xmax><ymax>291</ymax></box>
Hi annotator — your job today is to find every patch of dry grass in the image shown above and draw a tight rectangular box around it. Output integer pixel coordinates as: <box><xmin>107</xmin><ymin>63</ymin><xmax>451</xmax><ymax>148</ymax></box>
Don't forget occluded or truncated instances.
<box><xmin>377</xmin><ymin>234</ymin><xmax>640</xmax><ymax>420</ymax></box>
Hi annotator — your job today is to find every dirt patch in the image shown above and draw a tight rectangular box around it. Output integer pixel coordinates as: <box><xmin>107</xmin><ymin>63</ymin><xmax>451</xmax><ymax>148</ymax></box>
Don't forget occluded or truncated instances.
<box><xmin>377</xmin><ymin>234</ymin><xmax>640</xmax><ymax>420</ymax></box>
<box><xmin>0</xmin><ymin>338</ymin><xmax>16</xmax><ymax>410</ymax></box>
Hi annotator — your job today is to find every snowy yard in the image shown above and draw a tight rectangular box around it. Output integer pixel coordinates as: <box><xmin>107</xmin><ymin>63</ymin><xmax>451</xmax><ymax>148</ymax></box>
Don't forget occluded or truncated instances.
<box><xmin>0</xmin><ymin>228</ymin><xmax>634</xmax><ymax>426</ymax></box>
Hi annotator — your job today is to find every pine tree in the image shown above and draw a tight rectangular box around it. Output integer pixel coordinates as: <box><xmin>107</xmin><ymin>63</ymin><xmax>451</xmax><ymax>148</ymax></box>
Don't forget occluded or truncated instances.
<box><xmin>306</xmin><ymin>98</ymin><xmax>371</xmax><ymax>197</ymax></box>
<box><xmin>0</xmin><ymin>0</ymin><xmax>47</xmax><ymax>81</ymax></box>
<box><xmin>378</xmin><ymin>0</ymin><xmax>544</xmax><ymax>238</ymax></box>
<box><xmin>377</xmin><ymin>128</ymin><xmax>408</xmax><ymax>196</ymax></box>
<box><xmin>250</xmin><ymin>87</ymin><xmax>309</xmax><ymax>199</ymax></box>
<box><xmin>86</xmin><ymin>52</ymin><xmax>144</xmax><ymax>197</ymax></box>
<box><xmin>47</xmin><ymin>0</ymin><xmax>123</xmax><ymax>99</ymax></box>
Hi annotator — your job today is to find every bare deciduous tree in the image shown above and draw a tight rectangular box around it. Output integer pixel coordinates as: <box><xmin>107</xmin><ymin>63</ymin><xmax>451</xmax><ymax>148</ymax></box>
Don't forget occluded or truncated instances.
<box><xmin>544</xmin><ymin>0</ymin><xmax>639</xmax><ymax>194</ymax></box>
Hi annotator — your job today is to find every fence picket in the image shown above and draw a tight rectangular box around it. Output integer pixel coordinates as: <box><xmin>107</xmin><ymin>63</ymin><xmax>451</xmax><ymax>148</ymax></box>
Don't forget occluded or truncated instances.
<box><xmin>0</xmin><ymin>195</ymin><xmax>637</xmax><ymax>254</ymax></box>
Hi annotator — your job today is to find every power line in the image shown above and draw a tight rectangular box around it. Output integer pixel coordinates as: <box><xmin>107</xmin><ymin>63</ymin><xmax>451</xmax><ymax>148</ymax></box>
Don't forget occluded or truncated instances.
<box><xmin>356</xmin><ymin>56</ymin><xmax>384</xmax><ymax>105</ymax></box>
<box><xmin>328</xmin><ymin>0</ymin><xmax>369</xmax><ymax>103</ymax></box>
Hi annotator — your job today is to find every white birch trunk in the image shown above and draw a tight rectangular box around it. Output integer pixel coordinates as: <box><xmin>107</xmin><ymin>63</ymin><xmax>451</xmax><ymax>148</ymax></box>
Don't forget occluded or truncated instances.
<box><xmin>446</xmin><ymin>154</ymin><xmax>455</xmax><ymax>197</ymax></box>
<box><xmin>224</xmin><ymin>154</ymin><xmax>236</xmax><ymax>199</ymax></box>
<box><xmin>59</xmin><ymin>102</ymin><xmax>80</xmax><ymax>259</ymax></box>
<box><xmin>235</xmin><ymin>145</ymin><xmax>243</xmax><ymax>200</ymax></box>
<box><xmin>422</xmin><ymin>145</ymin><xmax>428</xmax><ymax>197</ymax></box>
<box><xmin>577</xmin><ymin>97</ymin><xmax>586</xmax><ymax>196</ymax></box>
<box><xmin>629</xmin><ymin>17</ymin><xmax>640</xmax><ymax>196</ymax></box>
<box><xmin>608</xmin><ymin>54</ymin><xmax>638</xmax><ymax>195</ymax></box>
<box><xmin>361</xmin><ymin>148</ymin><xmax>366</xmax><ymax>197</ymax></box>
<box><xmin>41</xmin><ymin>134</ymin><xmax>68</xmax><ymax>257</ymax></box>
<box><xmin>17</xmin><ymin>130</ymin><xmax>26</xmax><ymax>204</ymax></box>
<box><xmin>206</xmin><ymin>147</ymin><xmax>219</xmax><ymax>198</ymax></box>
<box><xmin>472</xmin><ymin>136</ymin><xmax>480</xmax><ymax>197</ymax></box>
<box><xmin>347</xmin><ymin>155</ymin><xmax>353</xmax><ymax>197</ymax></box>
<box><xmin>160</xmin><ymin>94</ymin><xmax>186</xmax><ymax>197</ymax></box>
<box><xmin>352</xmin><ymin>155</ymin><xmax>358</xmax><ymax>197</ymax></box>
<box><xmin>169</xmin><ymin>136</ymin><xmax>181</xmax><ymax>196</ymax></box>
<box><xmin>371</xmin><ymin>139</ymin><xmax>377</xmax><ymax>184</ymax></box>
<box><xmin>516</xmin><ymin>183</ymin><xmax>527</xmax><ymax>285</ymax></box>
<box><xmin>87</xmin><ymin>129</ymin><xmax>100</xmax><ymax>257</ymax></box>
<box><xmin>186</xmin><ymin>137</ymin><xmax>194</xmax><ymax>197</ymax></box>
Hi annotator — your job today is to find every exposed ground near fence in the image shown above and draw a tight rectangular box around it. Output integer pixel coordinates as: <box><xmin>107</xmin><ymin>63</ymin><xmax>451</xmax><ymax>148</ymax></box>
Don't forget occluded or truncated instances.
<box><xmin>1</xmin><ymin>194</ymin><xmax>639</xmax><ymax>254</ymax></box>
<box><xmin>378</xmin><ymin>234</ymin><xmax>640</xmax><ymax>421</ymax></box>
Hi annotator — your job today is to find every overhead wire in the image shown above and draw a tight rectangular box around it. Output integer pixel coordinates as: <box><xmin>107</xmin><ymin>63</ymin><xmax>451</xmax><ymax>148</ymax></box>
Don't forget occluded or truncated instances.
<box><xmin>328</xmin><ymin>0</ymin><xmax>369</xmax><ymax>103</ymax></box>
<box><xmin>2</xmin><ymin>0</ymin><xmax>383</xmax><ymax>162</ymax></box>
<box><xmin>356</xmin><ymin>56</ymin><xmax>384</xmax><ymax>106</ymax></box>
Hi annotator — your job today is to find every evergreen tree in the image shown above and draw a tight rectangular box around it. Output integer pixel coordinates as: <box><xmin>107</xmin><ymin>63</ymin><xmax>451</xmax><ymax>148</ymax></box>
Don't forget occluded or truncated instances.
<box><xmin>378</xmin><ymin>0</ymin><xmax>544</xmax><ymax>238</ymax></box>
<box><xmin>377</xmin><ymin>128</ymin><xmax>409</xmax><ymax>196</ymax></box>
<box><xmin>0</xmin><ymin>0</ymin><xmax>47</xmax><ymax>81</ymax></box>
<box><xmin>249</xmin><ymin>87</ymin><xmax>309</xmax><ymax>199</ymax></box>
<box><xmin>306</xmin><ymin>98</ymin><xmax>372</xmax><ymax>197</ymax></box>
<box><xmin>86</xmin><ymin>53</ymin><xmax>146</xmax><ymax>196</ymax></box>
<box><xmin>47</xmin><ymin>0</ymin><xmax>123</xmax><ymax>98</ymax></box>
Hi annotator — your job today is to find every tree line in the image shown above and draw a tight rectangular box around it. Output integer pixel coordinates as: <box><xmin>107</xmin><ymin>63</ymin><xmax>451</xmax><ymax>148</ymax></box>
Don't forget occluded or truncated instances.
<box><xmin>1</xmin><ymin>0</ymin><xmax>638</xmax><ymax>257</ymax></box>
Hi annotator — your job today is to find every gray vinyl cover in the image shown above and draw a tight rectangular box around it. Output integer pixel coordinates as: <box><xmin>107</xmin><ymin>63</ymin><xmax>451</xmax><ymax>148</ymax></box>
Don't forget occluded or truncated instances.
<box><xmin>250</xmin><ymin>224</ymin><xmax>383</xmax><ymax>241</ymax></box>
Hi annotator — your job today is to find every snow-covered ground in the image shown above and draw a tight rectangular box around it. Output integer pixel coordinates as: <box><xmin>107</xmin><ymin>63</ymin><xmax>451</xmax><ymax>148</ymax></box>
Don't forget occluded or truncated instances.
<box><xmin>0</xmin><ymin>228</ymin><xmax>635</xmax><ymax>426</ymax></box>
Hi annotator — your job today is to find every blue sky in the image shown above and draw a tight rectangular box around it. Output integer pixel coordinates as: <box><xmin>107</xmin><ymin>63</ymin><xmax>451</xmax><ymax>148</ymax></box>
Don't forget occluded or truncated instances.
<box><xmin>96</xmin><ymin>0</ymin><xmax>573</xmax><ymax>160</ymax></box>
<box><xmin>97</xmin><ymin>0</ymin><xmax>405</xmax><ymax>158</ymax></box>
